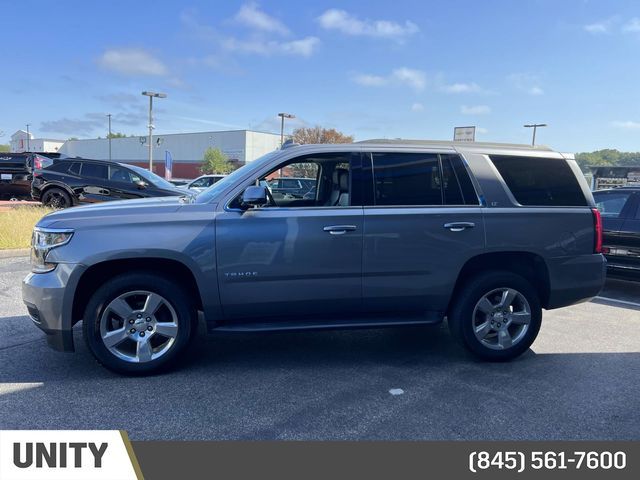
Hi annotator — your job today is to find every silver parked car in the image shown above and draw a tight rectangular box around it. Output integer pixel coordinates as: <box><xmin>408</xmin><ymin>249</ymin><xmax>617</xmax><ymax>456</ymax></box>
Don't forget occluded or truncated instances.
<box><xmin>22</xmin><ymin>140</ymin><xmax>606</xmax><ymax>375</ymax></box>
<box><xmin>183</xmin><ymin>174</ymin><xmax>226</xmax><ymax>193</ymax></box>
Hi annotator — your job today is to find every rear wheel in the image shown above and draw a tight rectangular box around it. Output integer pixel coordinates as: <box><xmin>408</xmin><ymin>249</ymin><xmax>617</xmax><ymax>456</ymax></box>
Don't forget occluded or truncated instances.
<box><xmin>82</xmin><ymin>272</ymin><xmax>196</xmax><ymax>375</ymax></box>
<box><xmin>448</xmin><ymin>271</ymin><xmax>542</xmax><ymax>361</ymax></box>
<box><xmin>42</xmin><ymin>187</ymin><xmax>71</xmax><ymax>208</ymax></box>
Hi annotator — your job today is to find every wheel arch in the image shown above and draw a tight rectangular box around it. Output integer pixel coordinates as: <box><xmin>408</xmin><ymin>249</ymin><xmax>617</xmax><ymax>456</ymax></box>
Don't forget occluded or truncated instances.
<box><xmin>448</xmin><ymin>251</ymin><xmax>551</xmax><ymax>314</ymax></box>
<box><xmin>71</xmin><ymin>257</ymin><xmax>204</xmax><ymax>326</ymax></box>
<box><xmin>40</xmin><ymin>182</ymin><xmax>75</xmax><ymax>204</ymax></box>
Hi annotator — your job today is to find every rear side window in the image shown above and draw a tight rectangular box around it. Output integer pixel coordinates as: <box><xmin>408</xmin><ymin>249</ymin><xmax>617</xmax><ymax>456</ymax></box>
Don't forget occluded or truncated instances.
<box><xmin>441</xmin><ymin>154</ymin><xmax>479</xmax><ymax>205</ymax></box>
<box><xmin>490</xmin><ymin>155</ymin><xmax>587</xmax><ymax>206</ymax></box>
<box><xmin>371</xmin><ymin>153</ymin><xmax>442</xmax><ymax>206</ymax></box>
<box><xmin>44</xmin><ymin>161</ymin><xmax>71</xmax><ymax>173</ymax></box>
<box><xmin>69</xmin><ymin>162</ymin><xmax>81</xmax><ymax>175</ymax></box>
<box><xmin>82</xmin><ymin>163</ymin><xmax>108</xmax><ymax>179</ymax></box>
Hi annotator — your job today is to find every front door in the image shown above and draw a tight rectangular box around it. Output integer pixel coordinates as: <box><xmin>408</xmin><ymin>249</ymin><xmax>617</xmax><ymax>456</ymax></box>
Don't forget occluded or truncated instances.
<box><xmin>215</xmin><ymin>153</ymin><xmax>364</xmax><ymax>320</ymax></box>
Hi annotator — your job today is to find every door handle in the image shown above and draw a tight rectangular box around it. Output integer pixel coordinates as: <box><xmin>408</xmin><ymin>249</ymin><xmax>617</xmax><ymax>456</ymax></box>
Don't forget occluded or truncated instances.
<box><xmin>323</xmin><ymin>225</ymin><xmax>357</xmax><ymax>235</ymax></box>
<box><xmin>444</xmin><ymin>222</ymin><xmax>475</xmax><ymax>232</ymax></box>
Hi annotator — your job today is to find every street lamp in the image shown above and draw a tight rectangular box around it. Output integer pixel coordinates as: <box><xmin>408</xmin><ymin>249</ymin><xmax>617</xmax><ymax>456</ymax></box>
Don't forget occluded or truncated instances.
<box><xmin>524</xmin><ymin>123</ymin><xmax>547</xmax><ymax>146</ymax></box>
<box><xmin>277</xmin><ymin>112</ymin><xmax>295</xmax><ymax>146</ymax></box>
<box><xmin>106</xmin><ymin>114</ymin><xmax>112</xmax><ymax>161</ymax></box>
<box><xmin>26</xmin><ymin>124</ymin><xmax>30</xmax><ymax>152</ymax></box>
<box><xmin>142</xmin><ymin>91</ymin><xmax>167</xmax><ymax>171</ymax></box>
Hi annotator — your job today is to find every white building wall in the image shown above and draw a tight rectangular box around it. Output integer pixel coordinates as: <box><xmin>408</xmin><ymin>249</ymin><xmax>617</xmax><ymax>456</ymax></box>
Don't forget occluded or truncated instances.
<box><xmin>58</xmin><ymin>130</ymin><xmax>279</xmax><ymax>164</ymax></box>
<box><xmin>10</xmin><ymin>130</ymin><xmax>64</xmax><ymax>153</ymax></box>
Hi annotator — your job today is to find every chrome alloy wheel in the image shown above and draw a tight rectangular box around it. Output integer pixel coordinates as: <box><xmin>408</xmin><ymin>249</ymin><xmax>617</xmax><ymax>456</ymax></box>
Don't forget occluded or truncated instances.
<box><xmin>472</xmin><ymin>287</ymin><xmax>531</xmax><ymax>350</ymax></box>
<box><xmin>99</xmin><ymin>290</ymin><xmax>179</xmax><ymax>363</ymax></box>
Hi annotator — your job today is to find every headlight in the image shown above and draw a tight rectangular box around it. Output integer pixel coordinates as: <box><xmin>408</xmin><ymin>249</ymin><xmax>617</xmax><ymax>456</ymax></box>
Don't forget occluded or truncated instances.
<box><xmin>31</xmin><ymin>227</ymin><xmax>74</xmax><ymax>273</ymax></box>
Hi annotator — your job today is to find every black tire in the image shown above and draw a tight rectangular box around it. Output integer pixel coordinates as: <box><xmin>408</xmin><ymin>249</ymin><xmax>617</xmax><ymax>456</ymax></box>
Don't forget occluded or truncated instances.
<box><xmin>42</xmin><ymin>187</ymin><xmax>72</xmax><ymax>208</ymax></box>
<box><xmin>82</xmin><ymin>272</ymin><xmax>196</xmax><ymax>375</ymax></box>
<box><xmin>448</xmin><ymin>271</ymin><xmax>542</xmax><ymax>361</ymax></box>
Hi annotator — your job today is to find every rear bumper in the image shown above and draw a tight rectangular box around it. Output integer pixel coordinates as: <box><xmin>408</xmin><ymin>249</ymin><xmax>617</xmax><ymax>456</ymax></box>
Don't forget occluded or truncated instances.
<box><xmin>22</xmin><ymin>263</ymin><xmax>85</xmax><ymax>352</ymax></box>
<box><xmin>546</xmin><ymin>253</ymin><xmax>606</xmax><ymax>309</ymax></box>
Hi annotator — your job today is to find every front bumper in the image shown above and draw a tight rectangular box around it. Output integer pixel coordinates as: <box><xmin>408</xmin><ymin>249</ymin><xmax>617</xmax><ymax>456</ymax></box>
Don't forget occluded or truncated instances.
<box><xmin>22</xmin><ymin>262</ymin><xmax>86</xmax><ymax>352</ymax></box>
<box><xmin>546</xmin><ymin>253</ymin><xmax>607</xmax><ymax>309</ymax></box>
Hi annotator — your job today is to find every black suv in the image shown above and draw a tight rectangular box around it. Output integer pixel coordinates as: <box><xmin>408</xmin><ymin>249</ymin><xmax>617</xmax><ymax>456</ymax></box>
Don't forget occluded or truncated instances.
<box><xmin>593</xmin><ymin>187</ymin><xmax>640</xmax><ymax>278</ymax></box>
<box><xmin>32</xmin><ymin>158</ymin><xmax>188</xmax><ymax>208</ymax></box>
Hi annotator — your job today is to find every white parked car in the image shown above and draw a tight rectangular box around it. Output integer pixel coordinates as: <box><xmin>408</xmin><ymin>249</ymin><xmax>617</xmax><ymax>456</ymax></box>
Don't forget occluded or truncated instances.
<box><xmin>183</xmin><ymin>174</ymin><xmax>227</xmax><ymax>193</ymax></box>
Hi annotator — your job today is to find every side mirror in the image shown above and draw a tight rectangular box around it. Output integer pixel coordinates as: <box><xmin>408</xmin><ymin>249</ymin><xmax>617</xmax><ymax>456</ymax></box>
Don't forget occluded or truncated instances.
<box><xmin>241</xmin><ymin>185</ymin><xmax>268</xmax><ymax>209</ymax></box>
<box><xmin>136</xmin><ymin>180</ymin><xmax>147</xmax><ymax>190</ymax></box>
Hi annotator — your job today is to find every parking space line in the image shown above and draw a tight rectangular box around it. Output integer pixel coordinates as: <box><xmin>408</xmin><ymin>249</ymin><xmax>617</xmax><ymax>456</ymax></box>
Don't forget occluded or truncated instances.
<box><xmin>593</xmin><ymin>296</ymin><xmax>640</xmax><ymax>308</ymax></box>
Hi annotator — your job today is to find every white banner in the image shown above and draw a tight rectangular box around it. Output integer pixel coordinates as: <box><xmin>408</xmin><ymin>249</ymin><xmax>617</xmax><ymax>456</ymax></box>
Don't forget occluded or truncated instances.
<box><xmin>0</xmin><ymin>431</ymin><xmax>141</xmax><ymax>480</ymax></box>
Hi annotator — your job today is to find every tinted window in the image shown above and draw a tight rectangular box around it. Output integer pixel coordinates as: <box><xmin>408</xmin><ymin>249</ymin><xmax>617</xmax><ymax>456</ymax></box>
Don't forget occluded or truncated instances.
<box><xmin>371</xmin><ymin>153</ymin><xmax>442</xmax><ymax>206</ymax></box>
<box><xmin>490</xmin><ymin>156</ymin><xmax>587</xmax><ymax>206</ymax></box>
<box><xmin>69</xmin><ymin>162</ymin><xmax>81</xmax><ymax>175</ymax></box>
<box><xmin>82</xmin><ymin>163</ymin><xmax>108</xmax><ymax>179</ymax></box>
<box><xmin>109</xmin><ymin>166</ymin><xmax>135</xmax><ymax>182</ymax></box>
<box><xmin>45</xmin><ymin>161</ymin><xmax>71</xmax><ymax>173</ymax></box>
<box><xmin>593</xmin><ymin>191</ymin><xmax>633</xmax><ymax>218</ymax></box>
<box><xmin>445</xmin><ymin>154</ymin><xmax>479</xmax><ymax>205</ymax></box>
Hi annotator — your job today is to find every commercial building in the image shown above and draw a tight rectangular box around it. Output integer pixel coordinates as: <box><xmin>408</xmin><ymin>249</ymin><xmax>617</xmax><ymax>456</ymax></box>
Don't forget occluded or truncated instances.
<box><xmin>58</xmin><ymin>129</ymin><xmax>281</xmax><ymax>178</ymax></box>
<box><xmin>589</xmin><ymin>165</ymin><xmax>640</xmax><ymax>190</ymax></box>
<box><xmin>10</xmin><ymin>130</ymin><xmax>64</xmax><ymax>154</ymax></box>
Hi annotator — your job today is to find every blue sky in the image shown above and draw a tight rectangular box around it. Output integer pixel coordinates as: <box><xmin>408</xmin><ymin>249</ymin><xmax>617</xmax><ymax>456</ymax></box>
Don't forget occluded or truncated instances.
<box><xmin>2</xmin><ymin>0</ymin><xmax>640</xmax><ymax>152</ymax></box>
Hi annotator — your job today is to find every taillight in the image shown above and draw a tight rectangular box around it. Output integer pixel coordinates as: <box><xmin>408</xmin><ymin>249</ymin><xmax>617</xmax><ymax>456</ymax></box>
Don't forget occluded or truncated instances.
<box><xmin>34</xmin><ymin>156</ymin><xmax>42</xmax><ymax>169</ymax></box>
<box><xmin>592</xmin><ymin>207</ymin><xmax>603</xmax><ymax>253</ymax></box>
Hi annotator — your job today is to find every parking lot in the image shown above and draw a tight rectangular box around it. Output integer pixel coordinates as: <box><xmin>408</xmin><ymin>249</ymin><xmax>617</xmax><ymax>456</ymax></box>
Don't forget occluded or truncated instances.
<box><xmin>0</xmin><ymin>254</ymin><xmax>638</xmax><ymax>440</ymax></box>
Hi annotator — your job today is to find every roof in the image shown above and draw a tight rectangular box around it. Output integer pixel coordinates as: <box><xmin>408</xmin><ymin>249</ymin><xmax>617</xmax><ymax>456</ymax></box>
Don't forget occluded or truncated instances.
<box><xmin>356</xmin><ymin>138</ymin><xmax>552</xmax><ymax>151</ymax></box>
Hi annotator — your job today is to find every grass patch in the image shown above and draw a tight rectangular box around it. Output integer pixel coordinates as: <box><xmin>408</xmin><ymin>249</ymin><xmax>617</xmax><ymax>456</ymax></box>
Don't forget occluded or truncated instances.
<box><xmin>0</xmin><ymin>206</ymin><xmax>55</xmax><ymax>249</ymax></box>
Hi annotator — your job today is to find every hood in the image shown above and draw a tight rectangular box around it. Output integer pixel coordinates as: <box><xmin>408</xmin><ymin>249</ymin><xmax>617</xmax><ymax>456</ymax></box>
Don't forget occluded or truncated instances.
<box><xmin>37</xmin><ymin>196</ymin><xmax>187</xmax><ymax>229</ymax></box>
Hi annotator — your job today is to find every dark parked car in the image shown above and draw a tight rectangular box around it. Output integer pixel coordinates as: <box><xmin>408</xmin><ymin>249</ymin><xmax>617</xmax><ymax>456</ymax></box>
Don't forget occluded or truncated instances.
<box><xmin>593</xmin><ymin>187</ymin><xmax>640</xmax><ymax>278</ymax></box>
<box><xmin>23</xmin><ymin>141</ymin><xmax>605</xmax><ymax>375</ymax></box>
<box><xmin>32</xmin><ymin>158</ymin><xmax>189</xmax><ymax>208</ymax></box>
<box><xmin>0</xmin><ymin>152</ymin><xmax>60</xmax><ymax>200</ymax></box>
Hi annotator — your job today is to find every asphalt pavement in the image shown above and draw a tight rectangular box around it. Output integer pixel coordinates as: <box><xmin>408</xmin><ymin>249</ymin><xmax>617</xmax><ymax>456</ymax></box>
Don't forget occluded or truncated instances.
<box><xmin>1</xmin><ymin>255</ymin><xmax>639</xmax><ymax>440</ymax></box>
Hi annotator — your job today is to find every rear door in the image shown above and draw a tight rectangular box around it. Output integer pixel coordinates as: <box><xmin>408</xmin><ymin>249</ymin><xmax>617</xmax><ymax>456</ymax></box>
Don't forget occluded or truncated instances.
<box><xmin>361</xmin><ymin>150</ymin><xmax>485</xmax><ymax>315</ymax></box>
<box><xmin>76</xmin><ymin>162</ymin><xmax>112</xmax><ymax>203</ymax></box>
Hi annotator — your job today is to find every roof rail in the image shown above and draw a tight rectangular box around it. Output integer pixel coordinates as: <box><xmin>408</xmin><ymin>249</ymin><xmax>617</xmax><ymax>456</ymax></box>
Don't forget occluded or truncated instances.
<box><xmin>281</xmin><ymin>139</ymin><xmax>300</xmax><ymax>149</ymax></box>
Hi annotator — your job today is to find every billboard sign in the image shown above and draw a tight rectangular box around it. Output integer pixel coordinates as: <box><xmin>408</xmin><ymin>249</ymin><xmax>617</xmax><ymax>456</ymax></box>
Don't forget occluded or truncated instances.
<box><xmin>454</xmin><ymin>126</ymin><xmax>476</xmax><ymax>142</ymax></box>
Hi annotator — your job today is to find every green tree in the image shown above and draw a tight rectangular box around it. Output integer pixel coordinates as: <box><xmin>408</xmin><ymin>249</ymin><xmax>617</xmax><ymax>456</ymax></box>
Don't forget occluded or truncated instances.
<box><xmin>575</xmin><ymin>149</ymin><xmax>640</xmax><ymax>172</ymax></box>
<box><xmin>0</xmin><ymin>144</ymin><xmax>10</xmax><ymax>152</ymax></box>
<box><xmin>107</xmin><ymin>132</ymin><xmax>128</xmax><ymax>139</ymax></box>
<box><xmin>201</xmin><ymin>147</ymin><xmax>234</xmax><ymax>174</ymax></box>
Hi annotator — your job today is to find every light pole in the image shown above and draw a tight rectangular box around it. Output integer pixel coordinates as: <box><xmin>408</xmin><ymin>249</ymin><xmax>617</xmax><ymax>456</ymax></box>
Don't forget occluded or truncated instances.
<box><xmin>524</xmin><ymin>123</ymin><xmax>547</xmax><ymax>146</ymax></box>
<box><xmin>26</xmin><ymin>124</ymin><xmax>30</xmax><ymax>152</ymax></box>
<box><xmin>142</xmin><ymin>91</ymin><xmax>167</xmax><ymax>171</ymax></box>
<box><xmin>278</xmin><ymin>112</ymin><xmax>295</xmax><ymax>146</ymax></box>
<box><xmin>107</xmin><ymin>114</ymin><xmax>112</xmax><ymax>161</ymax></box>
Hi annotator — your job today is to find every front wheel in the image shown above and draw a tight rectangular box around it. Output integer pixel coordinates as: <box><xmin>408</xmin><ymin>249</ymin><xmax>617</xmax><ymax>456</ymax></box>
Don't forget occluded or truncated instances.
<box><xmin>448</xmin><ymin>271</ymin><xmax>542</xmax><ymax>361</ymax></box>
<box><xmin>82</xmin><ymin>272</ymin><xmax>196</xmax><ymax>375</ymax></box>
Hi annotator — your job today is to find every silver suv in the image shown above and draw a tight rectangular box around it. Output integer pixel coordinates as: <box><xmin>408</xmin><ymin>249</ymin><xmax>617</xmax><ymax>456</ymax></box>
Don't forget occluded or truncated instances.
<box><xmin>22</xmin><ymin>141</ymin><xmax>606</xmax><ymax>374</ymax></box>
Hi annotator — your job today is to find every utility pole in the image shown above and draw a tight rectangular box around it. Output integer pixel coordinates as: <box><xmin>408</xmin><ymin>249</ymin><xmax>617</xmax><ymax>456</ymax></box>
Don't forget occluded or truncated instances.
<box><xmin>278</xmin><ymin>112</ymin><xmax>295</xmax><ymax>146</ymax></box>
<box><xmin>107</xmin><ymin>114</ymin><xmax>112</xmax><ymax>161</ymax></box>
<box><xmin>25</xmin><ymin>124</ymin><xmax>30</xmax><ymax>152</ymax></box>
<box><xmin>141</xmin><ymin>91</ymin><xmax>167</xmax><ymax>171</ymax></box>
<box><xmin>524</xmin><ymin>123</ymin><xmax>547</xmax><ymax>146</ymax></box>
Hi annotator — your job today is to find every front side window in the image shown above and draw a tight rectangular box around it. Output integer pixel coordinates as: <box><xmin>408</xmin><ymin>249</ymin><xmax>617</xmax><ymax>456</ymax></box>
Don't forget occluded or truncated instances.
<box><xmin>594</xmin><ymin>191</ymin><xmax>632</xmax><ymax>218</ymax></box>
<box><xmin>231</xmin><ymin>153</ymin><xmax>355</xmax><ymax>209</ymax></box>
<box><xmin>109</xmin><ymin>166</ymin><xmax>135</xmax><ymax>183</ymax></box>
<box><xmin>490</xmin><ymin>155</ymin><xmax>587</xmax><ymax>206</ymax></box>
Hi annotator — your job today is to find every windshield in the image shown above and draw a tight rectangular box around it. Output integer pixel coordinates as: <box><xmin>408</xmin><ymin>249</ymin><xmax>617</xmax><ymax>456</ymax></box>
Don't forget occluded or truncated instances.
<box><xmin>194</xmin><ymin>150</ymin><xmax>282</xmax><ymax>204</ymax></box>
<box><xmin>128</xmin><ymin>164</ymin><xmax>177</xmax><ymax>190</ymax></box>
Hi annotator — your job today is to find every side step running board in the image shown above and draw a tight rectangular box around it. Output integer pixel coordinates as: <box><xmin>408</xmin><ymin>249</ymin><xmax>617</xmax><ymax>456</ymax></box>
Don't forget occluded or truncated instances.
<box><xmin>213</xmin><ymin>316</ymin><xmax>442</xmax><ymax>333</ymax></box>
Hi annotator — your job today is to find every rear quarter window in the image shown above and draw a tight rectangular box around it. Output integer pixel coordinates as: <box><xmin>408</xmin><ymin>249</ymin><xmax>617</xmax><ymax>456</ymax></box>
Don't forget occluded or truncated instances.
<box><xmin>489</xmin><ymin>155</ymin><xmax>587</xmax><ymax>206</ymax></box>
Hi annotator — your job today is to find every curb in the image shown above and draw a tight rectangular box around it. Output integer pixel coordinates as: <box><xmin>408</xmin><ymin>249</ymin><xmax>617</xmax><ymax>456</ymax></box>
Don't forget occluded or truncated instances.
<box><xmin>0</xmin><ymin>248</ymin><xmax>30</xmax><ymax>259</ymax></box>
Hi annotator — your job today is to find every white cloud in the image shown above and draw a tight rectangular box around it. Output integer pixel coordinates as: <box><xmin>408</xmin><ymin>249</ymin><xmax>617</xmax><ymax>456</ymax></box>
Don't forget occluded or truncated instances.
<box><xmin>461</xmin><ymin>105</ymin><xmax>491</xmax><ymax>115</ymax></box>
<box><xmin>441</xmin><ymin>82</ymin><xmax>483</xmax><ymax>94</ymax></box>
<box><xmin>352</xmin><ymin>67</ymin><xmax>426</xmax><ymax>90</ymax></box>
<box><xmin>234</xmin><ymin>2</ymin><xmax>290</xmax><ymax>35</ymax></box>
<box><xmin>508</xmin><ymin>73</ymin><xmax>544</xmax><ymax>95</ymax></box>
<box><xmin>612</xmin><ymin>120</ymin><xmax>640</xmax><ymax>129</ymax></box>
<box><xmin>411</xmin><ymin>102</ymin><xmax>424</xmax><ymax>112</ymax></box>
<box><xmin>317</xmin><ymin>9</ymin><xmax>418</xmax><ymax>40</ymax></box>
<box><xmin>98</xmin><ymin>48</ymin><xmax>168</xmax><ymax>76</ymax></box>
<box><xmin>584</xmin><ymin>22</ymin><xmax>610</xmax><ymax>34</ymax></box>
<box><xmin>622</xmin><ymin>18</ymin><xmax>640</xmax><ymax>33</ymax></box>
<box><xmin>223</xmin><ymin>36</ymin><xmax>320</xmax><ymax>57</ymax></box>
